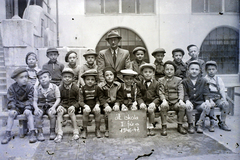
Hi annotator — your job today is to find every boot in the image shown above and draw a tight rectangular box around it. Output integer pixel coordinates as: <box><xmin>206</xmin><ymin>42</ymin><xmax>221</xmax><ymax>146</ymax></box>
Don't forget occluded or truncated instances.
<box><xmin>197</xmin><ymin>125</ymin><xmax>203</xmax><ymax>133</ymax></box>
<box><xmin>1</xmin><ymin>131</ymin><xmax>11</xmax><ymax>144</ymax></box>
<box><xmin>95</xmin><ymin>121</ymin><xmax>101</xmax><ymax>138</ymax></box>
<box><xmin>178</xmin><ymin>124</ymin><xmax>187</xmax><ymax>134</ymax></box>
<box><xmin>29</xmin><ymin>130</ymin><xmax>37</xmax><ymax>143</ymax></box>
<box><xmin>37</xmin><ymin>128</ymin><xmax>45</xmax><ymax>141</ymax></box>
<box><xmin>161</xmin><ymin>125</ymin><xmax>167</xmax><ymax>136</ymax></box>
<box><xmin>105</xmin><ymin>131</ymin><xmax>109</xmax><ymax>137</ymax></box>
<box><xmin>81</xmin><ymin>127</ymin><xmax>87</xmax><ymax>139</ymax></box>
<box><xmin>49</xmin><ymin>128</ymin><xmax>56</xmax><ymax>140</ymax></box>
<box><xmin>95</xmin><ymin>128</ymin><xmax>101</xmax><ymax>138</ymax></box>
<box><xmin>209</xmin><ymin>121</ymin><xmax>215</xmax><ymax>132</ymax></box>
<box><xmin>219</xmin><ymin>123</ymin><xmax>231</xmax><ymax>131</ymax></box>
<box><xmin>188</xmin><ymin>123</ymin><xmax>195</xmax><ymax>134</ymax></box>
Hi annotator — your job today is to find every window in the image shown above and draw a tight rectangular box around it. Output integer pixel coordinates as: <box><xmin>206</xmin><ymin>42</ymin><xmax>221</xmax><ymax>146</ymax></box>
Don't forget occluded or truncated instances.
<box><xmin>192</xmin><ymin>0</ymin><xmax>239</xmax><ymax>13</ymax></box>
<box><xmin>199</xmin><ymin>27</ymin><xmax>239</xmax><ymax>74</ymax></box>
<box><xmin>96</xmin><ymin>28</ymin><xmax>149</xmax><ymax>62</ymax></box>
<box><xmin>85</xmin><ymin>0</ymin><xmax>155</xmax><ymax>14</ymax></box>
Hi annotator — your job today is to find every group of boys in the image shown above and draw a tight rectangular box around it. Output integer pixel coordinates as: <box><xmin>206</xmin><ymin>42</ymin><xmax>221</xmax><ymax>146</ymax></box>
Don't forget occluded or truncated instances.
<box><xmin>1</xmin><ymin>39</ymin><xmax>231</xmax><ymax>145</ymax></box>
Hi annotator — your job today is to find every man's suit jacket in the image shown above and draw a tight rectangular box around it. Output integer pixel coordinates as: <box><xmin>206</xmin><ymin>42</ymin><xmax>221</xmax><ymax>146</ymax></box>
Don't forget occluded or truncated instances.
<box><xmin>97</xmin><ymin>48</ymin><xmax>130</xmax><ymax>82</ymax></box>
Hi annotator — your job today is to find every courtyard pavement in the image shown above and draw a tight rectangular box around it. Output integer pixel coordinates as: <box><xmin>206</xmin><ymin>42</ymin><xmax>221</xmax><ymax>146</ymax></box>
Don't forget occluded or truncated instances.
<box><xmin>0</xmin><ymin>88</ymin><xmax>239</xmax><ymax>160</ymax></box>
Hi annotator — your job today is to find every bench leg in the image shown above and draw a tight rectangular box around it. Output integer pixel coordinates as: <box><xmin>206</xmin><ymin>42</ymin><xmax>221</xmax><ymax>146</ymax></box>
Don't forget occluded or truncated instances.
<box><xmin>19</xmin><ymin>120</ymin><xmax>28</xmax><ymax>138</ymax></box>
<box><xmin>227</xmin><ymin>87</ymin><xmax>235</xmax><ymax>116</ymax></box>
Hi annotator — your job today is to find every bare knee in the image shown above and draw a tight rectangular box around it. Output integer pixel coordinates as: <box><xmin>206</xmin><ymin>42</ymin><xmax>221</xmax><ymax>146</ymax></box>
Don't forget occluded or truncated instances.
<box><xmin>8</xmin><ymin>110</ymin><xmax>17</xmax><ymax>118</ymax></box>
<box><xmin>23</xmin><ymin>109</ymin><xmax>32</xmax><ymax>116</ymax></box>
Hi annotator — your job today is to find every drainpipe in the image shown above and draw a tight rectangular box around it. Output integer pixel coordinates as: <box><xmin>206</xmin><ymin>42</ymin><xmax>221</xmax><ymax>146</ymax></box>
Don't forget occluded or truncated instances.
<box><xmin>56</xmin><ymin>0</ymin><xmax>59</xmax><ymax>47</ymax></box>
<box><xmin>12</xmin><ymin>0</ymin><xmax>21</xmax><ymax>19</ymax></box>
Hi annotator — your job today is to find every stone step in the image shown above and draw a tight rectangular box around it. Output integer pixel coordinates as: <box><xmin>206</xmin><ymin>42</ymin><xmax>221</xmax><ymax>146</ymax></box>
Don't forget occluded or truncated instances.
<box><xmin>0</xmin><ymin>78</ymin><xmax>6</xmax><ymax>83</ymax></box>
<box><xmin>0</xmin><ymin>71</ymin><xmax>6</xmax><ymax>77</ymax></box>
<box><xmin>0</xmin><ymin>66</ymin><xmax>6</xmax><ymax>71</ymax></box>
<box><xmin>0</xmin><ymin>85</ymin><xmax>7</xmax><ymax>91</ymax></box>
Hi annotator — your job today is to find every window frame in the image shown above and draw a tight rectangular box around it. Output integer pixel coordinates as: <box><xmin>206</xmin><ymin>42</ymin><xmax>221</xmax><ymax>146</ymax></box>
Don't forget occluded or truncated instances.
<box><xmin>85</xmin><ymin>0</ymin><xmax>156</xmax><ymax>15</ymax></box>
<box><xmin>191</xmin><ymin>0</ymin><xmax>239</xmax><ymax>14</ymax></box>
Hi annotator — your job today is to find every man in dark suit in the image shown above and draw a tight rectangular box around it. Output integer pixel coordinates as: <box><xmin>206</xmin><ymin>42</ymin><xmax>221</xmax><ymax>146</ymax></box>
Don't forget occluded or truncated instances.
<box><xmin>97</xmin><ymin>30</ymin><xmax>131</xmax><ymax>82</ymax></box>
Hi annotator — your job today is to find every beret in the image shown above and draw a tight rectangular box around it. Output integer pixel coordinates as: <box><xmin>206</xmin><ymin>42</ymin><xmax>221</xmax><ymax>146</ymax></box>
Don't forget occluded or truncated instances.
<box><xmin>81</xmin><ymin>69</ymin><xmax>98</xmax><ymax>78</ymax></box>
<box><xmin>139</xmin><ymin>63</ymin><xmax>156</xmax><ymax>72</ymax></box>
<box><xmin>163</xmin><ymin>60</ymin><xmax>177</xmax><ymax>71</ymax></box>
<box><xmin>11</xmin><ymin>67</ymin><xmax>28</xmax><ymax>79</ymax></box>
<box><xmin>187</xmin><ymin>60</ymin><xmax>201</xmax><ymax>69</ymax></box>
<box><xmin>83</xmin><ymin>49</ymin><xmax>98</xmax><ymax>57</ymax></box>
<box><xmin>65</xmin><ymin>50</ymin><xmax>78</xmax><ymax>62</ymax></box>
<box><xmin>105</xmin><ymin>30</ymin><xmax>122</xmax><ymax>41</ymax></box>
<box><xmin>205</xmin><ymin>60</ymin><xmax>218</xmax><ymax>70</ymax></box>
<box><xmin>152</xmin><ymin>48</ymin><xmax>166</xmax><ymax>57</ymax></box>
<box><xmin>37</xmin><ymin>70</ymin><xmax>51</xmax><ymax>78</ymax></box>
<box><xmin>120</xmin><ymin>69</ymin><xmax>138</xmax><ymax>76</ymax></box>
<box><xmin>132</xmin><ymin>47</ymin><xmax>146</xmax><ymax>55</ymax></box>
<box><xmin>25</xmin><ymin>52</ymin><xmax>37</xmax><ymax>64</ymax></box>
<box><xmin>187</xmin><ymin>44</ymin><xmax>197</xmax><ymax>51</ymax></box>
<box><xmin>103</xmin><ymin>66</ymin><xmax>116</xmax><ymax>77</ymax></box>
<box><xmin>62</xmin><ymin>68</ymin><xmax>75</xmax><ymax>76</ymax></box>
<box><xmin>172</xmin><ymin>48</ymin><xmax>185</xmax><ymax>56</ymax></box>
<box><xmin>46</xmin><ymin>47</ymin><xmax>59</xmax><ymax>56</ymax></box>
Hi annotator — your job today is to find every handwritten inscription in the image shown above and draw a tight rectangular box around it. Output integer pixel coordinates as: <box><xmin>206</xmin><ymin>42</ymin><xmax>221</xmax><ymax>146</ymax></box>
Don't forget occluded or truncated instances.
<box><xmin>109</xmin><ymin>110</ymin><xmax>147</xmax><ymax>138</ymax></box>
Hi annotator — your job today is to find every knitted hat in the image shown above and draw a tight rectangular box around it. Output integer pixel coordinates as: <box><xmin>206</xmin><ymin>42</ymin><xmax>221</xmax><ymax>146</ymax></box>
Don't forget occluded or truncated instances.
<box><xmin>163</xmin><ymin>60</ymin><xmax>177</xmax><ymax>71</ymax></box>
<box><xmin>65</xmin><ymin>50</ymin><xmax>78</xmax><ymax>62</ymax></box>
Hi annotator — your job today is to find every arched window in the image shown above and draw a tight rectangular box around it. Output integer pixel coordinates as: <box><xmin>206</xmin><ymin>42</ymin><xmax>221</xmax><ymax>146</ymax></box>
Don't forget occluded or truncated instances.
<box><xmin>199</xmin><ymin>27</ymin><xmax>239</xmax><ymax>74</ymax></box>
<box><xmin>95</xmin><ymin>27</ymin><xmax>149</xmax><ymax>62</ymax></box>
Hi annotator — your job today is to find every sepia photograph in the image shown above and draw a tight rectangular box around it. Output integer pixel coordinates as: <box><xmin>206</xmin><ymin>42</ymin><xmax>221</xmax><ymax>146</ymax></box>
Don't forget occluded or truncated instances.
<box><xmin>0</xmin><ymin>0</ymin><xmax>239</xmax><ymax>159</ymax></box>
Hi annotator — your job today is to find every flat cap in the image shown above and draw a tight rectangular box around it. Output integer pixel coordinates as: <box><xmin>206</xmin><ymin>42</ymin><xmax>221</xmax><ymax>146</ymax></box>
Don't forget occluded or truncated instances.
<box><xmin>164</xmin><ymin>60</ymin><xmax>177</xmax><ymax>71</ymax></box>
<box><xmin>105</xmin><ymin>30</ymin><xmax>122</xmax><ymax>41</ymax></box>
<box><xmin>139</xmin><ymin>63</ymin><xmax>156</xmax><ymax>72</ymax></box>
<box><xmin>62</xmin><ymin>68</ymin><xmax>75</xmax><ymax>76</ymax></box>
<box><xmin>65</xmin><ymin>50</ymin><xmax>78</xmax><ymax>62</ymax></box>
<box><xmin>205</xmin><ymin>60</ymin><xmax>218</xmax><ymax>70</ymax></box>
<box><xmin>37</xmin><ymin>70</ymin><xmax>51</xmax><ymax>78</ymax></box>
<box><xmin>132</xmin><ymin>47</ymin><xmax>146</xmax><ymax>55</ymax></box>
<box><xmin>81</xmin><ymin>69</ymin><xmax>98</xmax><ymax>78</ymax></box>
<box><xmin>11</xmin><ymin>67</ymin><xmax>28</xmax><ymax>79</ymax></box>
<box><xmin>172</xmin><ymin>48</ymin><xmax>185</xmax><ymax>56</ymax></box>
<box><xmin>46</xmin><ymin>47</ymin><xmax>59</xmax><ymax>56</ymax></box>
<box><xmin>187</xmin><ymin>44</ymin><xmax>197</xmax><ymax>51</ymax></box>
<box><xmin>120</xmin><ymin>69</ymin><xmax>138</xmax><ymax>76</ymax></box>
<box><xmin>152</xmin><ymin>48</ymin><xmax>166</xmax><ymax>57</ymax></box>
<box><xmin>25</xmin><ymin>52</ymin><xmax>37</xmax><ymax>64</ymax></box>
<box><xmin>83</xmin><ymin>49</ymin><xmax>98</xmax><ymax>57</ymax></box>
<box><xmin>187</xmin><ymin>60</ymin><xmax>201</xmax><ymax>69</ymax></box>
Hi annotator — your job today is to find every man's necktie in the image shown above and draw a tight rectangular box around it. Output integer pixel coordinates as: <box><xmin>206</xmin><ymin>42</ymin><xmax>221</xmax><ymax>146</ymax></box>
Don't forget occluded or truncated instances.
<box><xmin>113</xmin><ymin>50</ymin><xmax>116</xmax><ymax>65</ymax></box>
<box><xmin>145</xmin><ymin>80</ymin><xmax>151</xmax><ymax>88</ymax></box>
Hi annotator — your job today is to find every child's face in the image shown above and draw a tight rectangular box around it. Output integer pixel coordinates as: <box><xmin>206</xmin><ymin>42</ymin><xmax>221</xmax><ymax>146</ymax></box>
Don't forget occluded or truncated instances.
<box><xmin>104</xmin><ymin>71</ymin><xmax>115</xmax><ymax>83</ymax></box>
<box><xmin>206</xmin><ymin>65</ymin><xmax>217</xmax><ymax>78</ymax></box>
<box><xmin>15</xmin><ymin>72</ymin><xmax>29</xmax><ymax>86</ymax></box>
<box><xmin>123</xmin><ymin>75</ymin><xmax>134</xmax><ymax>86</ymax></box>
<box><xmin>68</xmin><ymin>53</ymin><xmax>77</xmax><ymax>65</ymax></box>
<box><xmin>85</xmin><ymin>55</ymin><xmax>96</xmax><ymax>66</ymax></box>
<box><xmin>47</xmin><ymin>52</ymin><xmax>59</xmax><ymax>63</ymax></box>
<box><xmin>84</xmin><ymin>75</ymin><xmax>96</xmax><ymax>87</ymax></box>
<box><xmin>188</xmin><ymin>46</ymin><xmax>199</xmax><ymax>59</ymax></box>
<box><xmin>62</xmin><ymin>73</ymin><xmax>73</xmax><ymax>86</ymax></box>
<box><xmin>142</xmin><ymin>68</ymin><xmax>154</xmax><ymax>81</ymax></box>
<box><xmin>38</xmin><ymin>73</ymin><xmax>51</xmax><ymax>86</ymax></box>
<box><xmin>188</xmin><ymin>64</ymin><xmax>200</xmax><ymax>78</ymax></box>
<box><xmin>135</xmin><ymin>50</ymin><xmax>144</xmax><ymax>61</ymax></box>
<box><xmin>155</xmin><ymin>53</ymin><xmax>165</xmax><ymax>63</ymax></box>
<box><xmin>164</xmin><ymin>64</ymin><xmax>175</xmax><ymax>78</ymax></box>
<box><xmin>27</xmin><ymin>55</ymin><xmax>37</xmax><ymax>68</ymax></box>
<box><xmin>173</xmin><ymin>52</ymin><xmax>183</xmax><ymax>63</ymax></box>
